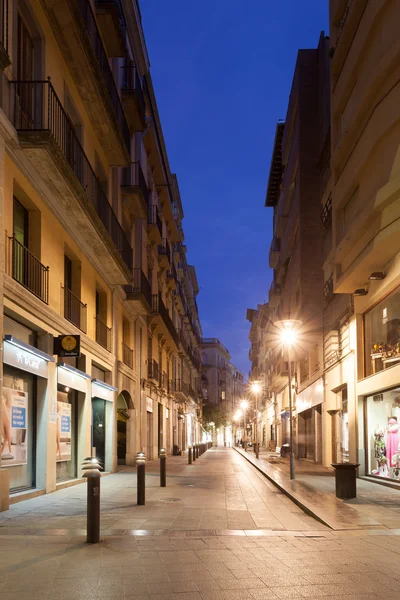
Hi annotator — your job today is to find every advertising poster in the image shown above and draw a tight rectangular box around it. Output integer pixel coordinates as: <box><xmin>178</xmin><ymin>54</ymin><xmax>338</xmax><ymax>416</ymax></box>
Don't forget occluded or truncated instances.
<box><xmin>56</xmin><ymin>392</ymin><xmax>72</xmax><ymax>462</ymax></box>
<box><xmin>1</xmin><ymin>386</ymin><xmax>28</xmax><ymax>467</ymax></box>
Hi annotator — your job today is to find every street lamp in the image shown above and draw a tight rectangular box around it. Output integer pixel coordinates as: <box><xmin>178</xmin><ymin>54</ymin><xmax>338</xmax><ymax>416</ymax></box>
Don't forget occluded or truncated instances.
<box><xmin>275</xmin><ymin>319</ymin><xmax>302</xmax><ymax>480</ymax></box>
<box><xmin>240</xmin><ymin>400</ymin><xmax>249</xmax><ymax>450</ymax></box>
<box><xmin>250</xmin><ymin>382</ymin><xmax>261</xmax><ymax>459</ymax></box>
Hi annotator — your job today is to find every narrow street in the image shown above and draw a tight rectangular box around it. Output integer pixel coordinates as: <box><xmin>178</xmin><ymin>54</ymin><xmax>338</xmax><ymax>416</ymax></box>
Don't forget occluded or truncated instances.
<box><xmin>0</xmin><ymin>448</ymin><xmax>399</xmax><ymax>600</ymax></box>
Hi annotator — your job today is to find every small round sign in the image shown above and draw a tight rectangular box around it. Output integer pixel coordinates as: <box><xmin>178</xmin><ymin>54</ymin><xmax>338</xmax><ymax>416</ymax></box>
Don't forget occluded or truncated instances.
<box><xmin>61</xmin><ymin>335</ymin><xmax>77</xmax><ymax>352</ymax></box>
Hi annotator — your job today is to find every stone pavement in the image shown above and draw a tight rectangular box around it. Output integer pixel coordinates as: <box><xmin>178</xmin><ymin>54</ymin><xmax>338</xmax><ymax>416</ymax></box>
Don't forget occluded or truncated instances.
<box><xmin>1</xmin><ymin>448</ymin><xmax>400</xmax><ymax>600</ymax></box>
<box><xmin>235</xmin><ymin>447</ymin><xmax>400</xmax><ymax>531</ymax></box>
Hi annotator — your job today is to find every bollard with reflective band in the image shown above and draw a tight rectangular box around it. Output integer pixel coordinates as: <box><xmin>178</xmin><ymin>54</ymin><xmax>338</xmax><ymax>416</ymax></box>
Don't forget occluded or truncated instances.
<box><xmin>159</xmin><ymin>448</ymin><xmax>166</xmax><ymax>487</ymax></box>
<box><xmin>82</xmin><ymin>456</ymin><xmax>102</xmax><ymax>544</ymax></box>
<box><xmin>188</xmin><ymin>446</ymin><xmax>192</xmax><ymax>464</ymax></box>
<box><xmin>136</xmin><ymin>452</ymin><xmax>146</xmax><ymax>505</ymax></box>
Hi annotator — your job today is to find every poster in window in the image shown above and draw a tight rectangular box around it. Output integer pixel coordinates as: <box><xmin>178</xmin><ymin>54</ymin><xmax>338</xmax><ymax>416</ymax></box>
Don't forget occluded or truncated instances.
<box><xmin>1</xmin><ymin>385</ymin><xmax>28</xmax><ymax>467</ymax></box>
<box><xmin>56</xmin><ymin>392</ymin><xmax>72</xmax><ymax>462</ymax></box>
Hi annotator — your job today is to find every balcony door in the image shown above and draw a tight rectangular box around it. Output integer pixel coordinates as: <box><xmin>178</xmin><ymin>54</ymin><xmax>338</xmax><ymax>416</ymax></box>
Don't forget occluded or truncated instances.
<box><xmin>17</xmin><ymin>14</ymin><xmax>34</xmax><ymax>129</ymax></box>
<box><xmin>13</xmin><ymin>198</ymin><xmax>28</xmax><ymax>288</ymax></box>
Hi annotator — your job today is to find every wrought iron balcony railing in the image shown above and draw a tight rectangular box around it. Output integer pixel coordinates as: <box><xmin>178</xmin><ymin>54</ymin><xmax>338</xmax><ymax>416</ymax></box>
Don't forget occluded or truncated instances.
<box><xmin>148</xmin><ymin>205</ymin><xmax>162</xmax><ymax>239</ymax></box>
<box><xmin>96</xmin><ymin>315</ymin><xmax>111</xmax><ymax>351</ymax></box>
<box><xmin>63</xmin><ymin>286</ymin><xmax>87</xmax><ymax>332</ymax></box>
<box><xmin>77</xmin><ymin>0</ymin><xmax>130</xmax><ymax>151</ymax></box>
<box><xmin>122</xmin><ymin>342</ymin><xmax>134</xmax><ymax>369</ymax></box>
<box><xmin>151</xmin><ymin>293</ymin><xmax>179</xmax><ymax>347</ymax></box>
<box><xmin>124</xmin><ymin>268</ymin><xmax>152</xmax><ymax>308</ymax></box>
<box><xmin>10</xmin><ymin>80</ymin><xmax>133</xmax><ymax>273</ymax></box>
<box><xmin>158</xmin><ymin>238</ymin><xmax>171</xmax><ymax>262</ymax></box>
<box><xmin>122</xmin><ymin>161</ymin><xmax>149</xmax><ymax>204</ymax></box>
<box><xmin>148</xmin><ymin>358</ymin><xmax>159</xmax><ymax>381</ymax></box>
<box><xmin>6</xmin><ymin>235</ymin><xmax>49</xmax><ymax>303</ymax></box>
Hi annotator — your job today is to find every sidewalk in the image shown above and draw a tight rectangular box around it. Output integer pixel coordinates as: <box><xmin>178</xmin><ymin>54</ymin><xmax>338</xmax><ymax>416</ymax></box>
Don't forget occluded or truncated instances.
<box><xmin>235</xmin><ymin>447</ymin><xmax>400</xmax><ymax>531</ymax></box>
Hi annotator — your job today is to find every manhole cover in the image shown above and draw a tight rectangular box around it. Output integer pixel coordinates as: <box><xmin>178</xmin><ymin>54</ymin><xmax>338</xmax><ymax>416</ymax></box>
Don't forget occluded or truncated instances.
<box><xmin>162</xmin><ymin>497</ymin><xmax>182</xmax><ymax>503</ymax></box>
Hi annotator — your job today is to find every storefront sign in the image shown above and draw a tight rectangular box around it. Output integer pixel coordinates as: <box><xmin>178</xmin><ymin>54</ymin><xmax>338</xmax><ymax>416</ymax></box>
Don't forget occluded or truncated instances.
<box><xmin>3</xmin><ymin>337</ymin><xmax>53</xmax><ymax>378</ymax></box>
<box><xmin>146</xmin><ymin>396</ymin><xmax>153</xmax><ymax>413</ymax></box>
<box><xmin>54</xmin><ymin>335</ymin><xmax>80</xmax><ymax>358</ymax></box>
<box><xmin>296</xmin><ymin>378</ymin><xmax>324</xmax><ymax>414</ymax></box>
<box><xmin>56</xmin><ymin>392</ymin><xmax>72</xmax><ymax>462</ymax></box>
<box><xmin>1</xmin><ymin>385</ymin><xmax>28</xmax><ymax>467</ymax></box>
<box><xmin>91</xmin><ymin>379</ymin><xmax>116</xmax><ymax>402</ymax></box>
<box><xmin>58</xmin><ymin>363</ymin><xmax>90</xmax><ymax>393</ymax></box>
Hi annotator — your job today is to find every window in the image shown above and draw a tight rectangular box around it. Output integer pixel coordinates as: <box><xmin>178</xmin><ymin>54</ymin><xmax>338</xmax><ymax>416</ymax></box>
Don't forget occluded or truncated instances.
<box><xmin>364</xmin><ymin>286</ymin><xmax>400</xmax><ymax>377</ymax></box>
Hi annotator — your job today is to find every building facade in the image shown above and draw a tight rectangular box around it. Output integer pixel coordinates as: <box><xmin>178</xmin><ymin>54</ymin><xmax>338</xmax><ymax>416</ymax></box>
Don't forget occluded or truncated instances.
<box><xmin>201</xmin><ymin>338</ymin><xmax>245</xmax><ymax>444</ymax></box>
<box><xmin>329</xmin><ymin>0</ymin><xmax>400</xmax><ymax>480</ymax></box>
<box><xmin>247</xmin><ymin>34</ymin><xmax>331</xmax><ymax>465</ymax></box>
<box><xmin>0</xmin><ymin>0</ymin><xmax>202</xmax><ymax>511</ymax></box>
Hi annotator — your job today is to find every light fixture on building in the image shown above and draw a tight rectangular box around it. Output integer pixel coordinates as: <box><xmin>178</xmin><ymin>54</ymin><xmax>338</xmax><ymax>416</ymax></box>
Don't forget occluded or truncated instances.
<box><xmin>353</xmin><ymin>288</ymin><xmax>368</xmax><ymax>296</ymax></box>
<box><xmin>368</xmin><ymin>272</ymin><xmax>386</xmax><ymax>281</ymax></box>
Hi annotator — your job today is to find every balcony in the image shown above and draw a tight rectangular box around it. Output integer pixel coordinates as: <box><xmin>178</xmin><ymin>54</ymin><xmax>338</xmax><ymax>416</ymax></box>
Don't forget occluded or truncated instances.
<box><xmin>42</xmin><ymin>0</ymin><xmax>130</xmax><ymax>164</ymax></box>
<box><xmin>122</xmin><ymin>342</ymin><xmax>134</xmax><ymax>369</ymax></box>
<box><xmin>95</xmin><ymin>0</ymin><xmax>126</xmax><ymax>58</ymax></box>
<box><xmin>166</xmin><ymin>264</ymin><xmax>177</xmax><ymax>290</ymax></box>
<box><xmin>96</xmin><ymin>316</ymin><xmax>111</xmax><ymax>352</ymax></box>
<box><xmin>0</xmin><ymin>0</ymin><xmax>10</xmax><ymax>70</ymax></box>
<box><xmin>63</xmin><ymin>286</ymin><xmax>87</xmax><ymax>333</ymax></box>
<box><xmin>161</xmin><ymin>371</ymin><xmax>168</xmax><ymax>390</ymax></box>
<box><xmin>173</xmin><ymin>378</ymin><xmax>189</xmax><ymax>402</ymax></box>
<box><xmin>151</xmin><ymin>293</ymin><xmax>179</xmax><ymax>349</ymax></box>
<box><xmin>124</xmin><ymin>268</ymin><xmax>152</xmax><ymax>313</ymax></box>
<box><xmin>147</xmin><ymin>205</ymin><xmax>162</xmax><ymax>244</ymax></box>
<box><xmin>121</xmin><ymin>63</ymin><xmax>146</xmax><ymax>132</ymax></box>
<box><xmin>10</xmin><ymin>80</ymin><xmax>133</xmax><ymax>284</ymax></box>
<box><xmin>121</xmin><ymin>161</ymin><xmax>149</xmax><ymax>219</ymax></box>
<box><xmin>158</xmin><ymin>239</ymin><xmax>171</xmax><ymax>268</ymax></box>
<box><xmin>269</xmin><ymin>282</ymin><xmax>281</xmax><ymax>308</ymax></box>
<box><xmin>6</xmin><ymin>236</ymin><xmax>49</xmax><ymax>304</ymax></box>
<box><xmin>269</xmin><ymin>237</ymin><xmax>281</xmax><ymax>269</ymax></box>
<box><xmin>148</xmin><ymin>358</ymin><xmax>159</xmax><ymax>383</ymax></box>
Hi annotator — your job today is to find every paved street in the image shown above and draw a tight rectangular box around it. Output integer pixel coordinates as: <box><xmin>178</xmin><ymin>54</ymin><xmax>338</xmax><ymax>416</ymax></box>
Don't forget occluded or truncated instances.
<box><xmin>1</xmin><ymin>448</ymin><xmax>400</xmax><ymax>600</ymax></box>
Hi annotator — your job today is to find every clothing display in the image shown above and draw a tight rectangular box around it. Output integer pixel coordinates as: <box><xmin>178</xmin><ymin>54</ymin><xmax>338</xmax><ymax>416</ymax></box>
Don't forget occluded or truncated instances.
<box><xmin>386</xmin><ymin>418</ymin><xmax>399</xmax><ymax>466</ymax></box>
<box><xmin>374</xmin><ymin>429</ymin><xmax>386</xmax><ymax>462</ymax></box>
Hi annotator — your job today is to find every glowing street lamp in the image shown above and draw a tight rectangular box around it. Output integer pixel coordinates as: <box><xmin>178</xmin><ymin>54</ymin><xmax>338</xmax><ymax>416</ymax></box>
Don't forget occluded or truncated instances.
<box><xmin>275</xmin><ymin>319</ymin><xmax>302</xmax><ymax>480</ymax></box>
<box><xmin>250</xmin><ymin>382</ymin><xmax>262</xmax><ymax>459</ymax></box>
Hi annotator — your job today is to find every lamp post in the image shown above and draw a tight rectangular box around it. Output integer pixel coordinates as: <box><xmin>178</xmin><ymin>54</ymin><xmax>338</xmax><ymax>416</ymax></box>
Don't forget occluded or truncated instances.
<box><xmin>240</xmin><ymin>400</ymin><xmax>249</xmax><ymax>450</ymax></box>
<box><xmin>250</xmin><ymin>382</ymin><xmax>261</xmax><ymax>459</ymax></box>
<box><xmin>275</xmin><ymin>319</ymin><xmax>302</xmax><ymax>480</ymax></box>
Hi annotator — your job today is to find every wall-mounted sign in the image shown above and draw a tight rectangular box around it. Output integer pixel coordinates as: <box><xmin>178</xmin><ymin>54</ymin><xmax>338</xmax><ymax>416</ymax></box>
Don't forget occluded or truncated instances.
<box><xmin>146</xmin><ymin>396</ymin><xmax>153</xmax><ymax>413</ymax></box>
<box><xmin>3</xmin><ymin>338</ymin><xmax>51</xmax><ymax>378</ymax></box>
<box><xmin>54</xmin><ymin>335</ymin><xmax>80</xmax><ymax>358</ymax></box>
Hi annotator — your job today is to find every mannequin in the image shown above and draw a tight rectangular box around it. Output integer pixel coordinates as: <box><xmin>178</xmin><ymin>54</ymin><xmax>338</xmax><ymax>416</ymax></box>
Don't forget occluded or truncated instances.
<box><xmin>392</xmin><ymin>441</ymin><xmax>400</xmax><ymax>479</ymax></box>
<box><xmin>386</xmin><ymin>417</ymin><xmax>399</xmax><ymax>466</ymax></box>
<box><xmin>373</xmin><ymin>427</ymin><xmax>388</xmax><ymax>476</ymax></box>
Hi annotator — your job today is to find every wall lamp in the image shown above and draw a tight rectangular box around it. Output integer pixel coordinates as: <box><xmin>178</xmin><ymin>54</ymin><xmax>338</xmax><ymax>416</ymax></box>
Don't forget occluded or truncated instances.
<box><xmin>368</xmin><ymin>272</ymin><xmax>386</xmax><ymax>281</ymax></box>
<box><xmin>354</xmin><ymin>288</ymin><xmax>368</xmax><ymax>296</ymax></box>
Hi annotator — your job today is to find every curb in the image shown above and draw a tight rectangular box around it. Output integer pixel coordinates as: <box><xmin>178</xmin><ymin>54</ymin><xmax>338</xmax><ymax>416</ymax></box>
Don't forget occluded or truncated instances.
<box><xmin>233</xmin><ymin>447</ymin><xmax>333</xmax><ymax>530</ymax></box>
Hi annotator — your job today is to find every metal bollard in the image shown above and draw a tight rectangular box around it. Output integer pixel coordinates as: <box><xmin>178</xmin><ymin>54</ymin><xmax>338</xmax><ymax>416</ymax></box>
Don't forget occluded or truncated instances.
<box><xmin>193</xmin><ymin>443</ymin><xmax>196</xmax><ymax>461</ymax></box>
<box><xmin>159</xmin><ymin>448</ymin><xmax>166</xmax><ymax>487</ymax></box>
<box><xmin>136</xmin><ymin>451</ymin><xmax>146</xmax><ymax>505</ymax></box>
<box><xmin>82</xmin><ymin>456</ymin><xmax>102</xmax><ymax>544</ymax></box>
<box><xmin>188</xmin><ymin>446</ymin><xmax>192</xmax><ymax>464</ymax></box>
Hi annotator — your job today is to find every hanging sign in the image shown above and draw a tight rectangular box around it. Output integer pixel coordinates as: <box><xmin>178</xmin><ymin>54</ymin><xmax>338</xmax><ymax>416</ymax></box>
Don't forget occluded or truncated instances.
<box><xmin>54</xmin><ymin>335</ymin><xmax>81</xmax><ymax>358</ymax></box>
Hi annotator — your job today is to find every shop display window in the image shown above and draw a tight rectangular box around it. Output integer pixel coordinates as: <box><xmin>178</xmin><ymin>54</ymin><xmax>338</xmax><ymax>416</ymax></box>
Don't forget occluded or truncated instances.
<box><xmin>1</xmin><ymin>366</ymin><xmax>35</xmax><ymax>492</ymax></box>
<box><xmin>364</xmin><ymin>287</ymin><xmax>400</xmax><ymax>376</ymax></box>
<box><xmin>56</xmin><ymin>388</ymin><xmax>78</xmax><ymax>482</ymax></box>
<box><xmin>366</xmin><ymin>386</ymin><xmax>400</xmax><ymax>480</ymax></box>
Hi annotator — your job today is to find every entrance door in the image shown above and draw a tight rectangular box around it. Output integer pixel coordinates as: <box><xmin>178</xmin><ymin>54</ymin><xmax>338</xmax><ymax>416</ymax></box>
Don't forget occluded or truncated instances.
<box><xmin>92</xmin><ymin>399</ymin><xmax>106</xmax><ymax>466</ymax></box>
<box><xmin>146</xmin><ymin>411</ymin><xmax>152</xmax><ymax>460</ymax></box>
<box><xmin>117</xmin><ymin>410</ymin><xmax>128</xmax><ymax>465</ymax></box>
<box><xmin>17</xmin><ymin>14</ymin><xmax>34</xmax><ymax>128</ymax></box>
<box><xmin>304</xmin><ymin>409</ymin><xmax>315</xmax><ymax>460</ymax></box>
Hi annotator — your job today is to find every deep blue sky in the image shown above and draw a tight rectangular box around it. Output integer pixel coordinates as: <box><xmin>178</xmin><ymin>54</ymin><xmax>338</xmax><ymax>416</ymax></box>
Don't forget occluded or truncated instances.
<box><xmin>140</xmin><ymin>1</ymin><xmax>329</xmax><ymax>377</ymax></box>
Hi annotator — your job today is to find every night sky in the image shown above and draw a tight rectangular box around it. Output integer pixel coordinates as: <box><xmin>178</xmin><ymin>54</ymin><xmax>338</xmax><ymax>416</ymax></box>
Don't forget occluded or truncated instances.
<box><xmin>140</xmin><ymin>1</ymin><xmax>329</xmax><ymax>377</ymax></box>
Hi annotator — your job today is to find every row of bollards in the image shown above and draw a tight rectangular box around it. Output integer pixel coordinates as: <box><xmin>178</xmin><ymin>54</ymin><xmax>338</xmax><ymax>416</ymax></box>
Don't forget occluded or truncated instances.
<box><xmin>85</xmin><ymin>443</ymin><xmax>214</xmax><ymax>544</ymax></box>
